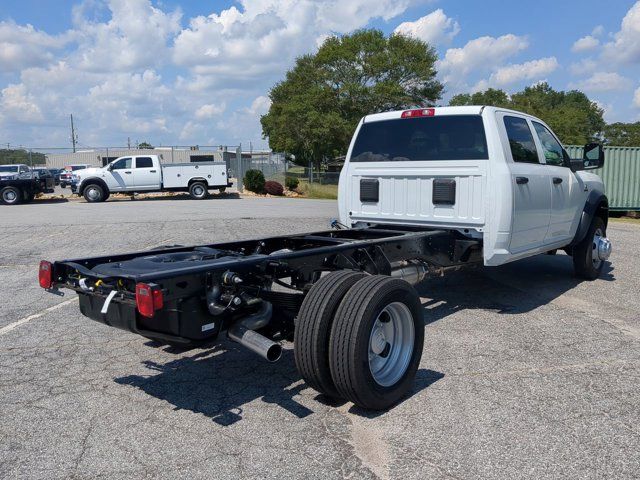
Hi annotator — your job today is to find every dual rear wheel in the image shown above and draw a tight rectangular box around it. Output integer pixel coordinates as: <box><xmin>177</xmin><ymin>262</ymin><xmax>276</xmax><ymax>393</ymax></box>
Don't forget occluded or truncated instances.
<box><xmin>295</xmin><ymin>271</ymin><xmax>424</xmax><ymax>410</ymax></box>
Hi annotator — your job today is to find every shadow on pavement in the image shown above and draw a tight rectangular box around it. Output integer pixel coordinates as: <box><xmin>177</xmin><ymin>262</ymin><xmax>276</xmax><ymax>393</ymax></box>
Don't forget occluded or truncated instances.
<box><xmin>416</xmin><ymin>254</ymin><xmax>614</xmax><ymax>325</ymax></box>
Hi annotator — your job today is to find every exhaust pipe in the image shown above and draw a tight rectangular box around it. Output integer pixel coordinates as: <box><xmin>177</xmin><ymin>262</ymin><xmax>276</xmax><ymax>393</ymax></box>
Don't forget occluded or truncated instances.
<box><xmin>391</xmin><ymin>260</ymin><xmax>430</xmax><ymax>285</ymax></box>
<box><xmin>227</xmin><ymin>301</ymin><xmax>281</xmax><ymax>362</ymax></box>
<box><xmin>228</xmin><ymin>324</ymin><xmax>282</xmax><ymax>362</ymax></box>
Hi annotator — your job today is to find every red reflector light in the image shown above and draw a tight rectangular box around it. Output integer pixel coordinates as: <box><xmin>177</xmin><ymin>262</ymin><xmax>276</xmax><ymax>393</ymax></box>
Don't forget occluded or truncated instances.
<box><xmin>39</xmin><ymin>260</ymin><xmax>53</xmax><ymax>289</ymax></box>
<box><xmin>135</xmin><ymin>283</ymin><xmax>163</xmax><ymax>318</ymax></box>
<box><xmin>401</xmin><ymin>108</ymin><xmax>435</xmax><ymax>118</ymax></box>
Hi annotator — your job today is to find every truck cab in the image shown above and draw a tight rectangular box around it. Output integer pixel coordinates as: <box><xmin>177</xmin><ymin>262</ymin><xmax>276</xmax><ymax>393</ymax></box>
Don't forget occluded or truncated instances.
<box><xmin>338</xmin><ymin>106</ymin><xmax>608</xmax><ymax>267</ymax></box>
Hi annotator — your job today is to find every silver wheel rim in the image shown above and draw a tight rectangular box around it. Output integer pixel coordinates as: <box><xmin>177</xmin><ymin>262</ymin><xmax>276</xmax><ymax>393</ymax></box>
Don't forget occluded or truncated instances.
<box><xmin>592</xmin><ymin>228</ymin><xmax>603</xmax><ymax>269</ymax></box>
<box><xmin>3</xmin><ymin>189</ymin><xmax>17</xmax><ymax>203</ymax></box>
<box><xmin>86</xmin><ymin>187</ymin><xmax>100</xmax><ymax>201</ymax></box>
<box><xmin>368</xmin><ymin>302</ymin><xmax>415</xmax><ymax>387</ymax></box>
<box><xmin>193</xmin><ymin>185</ymin><xmax>204</xmax><ymax>197</ymax></box>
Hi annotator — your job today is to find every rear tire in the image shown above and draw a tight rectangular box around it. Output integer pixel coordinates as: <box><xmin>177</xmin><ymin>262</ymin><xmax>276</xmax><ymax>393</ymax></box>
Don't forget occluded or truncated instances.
<box><xmin>83</xmin><ymin>184</ymin><xmax>106</xmax><ymax>203</ymax></box>
<box><xmin>294</xmin><ymin>271</ymin><xmax>366</xmax><ymax>398</ymax></box>
<box><xmin>329</xmin><ymin>276</ymin><xmax>424</xmax><ymax>410</ymax></box>
<box><xmin>573</xmin><ymin>216</ymin><xmax>607</xmax><ymax>280</ymax></box>
<box><xmin>1</xmin><ymin>186</ymin><xmax>22</xmax><ymax>205</ymax></box>
<box><xmin>189</xmin><ymin>182</ymin><xmax>208</xmax><ymax>200</ymax></box>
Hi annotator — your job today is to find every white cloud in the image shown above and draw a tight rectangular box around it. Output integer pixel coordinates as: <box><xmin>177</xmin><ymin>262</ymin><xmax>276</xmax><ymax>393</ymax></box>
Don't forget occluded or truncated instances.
<box><xmin>173</xmin><ymin>0</ymin><xmax>410</xmax><ymax>89</ymax></box>
<box><xmin>487</xmin><ymin>57</ymin><xmax>559</xmax><ymax>87</ymax></box>
<box><xmin>570</xmin><ymin>72</ymin><xmax>632</xmax><ymax>92</ymax></box>
<box><xmin>195</xmin><ymin>104</ymin><xmax>226</xmax><ymax>120</ymax></box>
<box><xmin>571</xmin><ymin>35</ymin><xmax>599</xmax><ymax>53</ymax></box>
<box><xmin>634</xmin><ymin>87</ymin><xmax>640</xmax><ymax>108</ymax></box>
<box><xmin>437</xmin><ymin>34</ymin><xmax>529</xmax><ymax>87</ymax></box>
<box><xmin>592</xmin><ymin>25</ymin><xmax>605</xmax><ymax>37</ymax></box>
<box><xmin>601</xmin><ymin>1</ymin><xmax>640</xmax><ymax>64</ymax></box>
<box><xmin>394</xmin><ymin>9</ymin><xmax>460</xmax><ymax>46</ymax></box>
<box><xmin>0</xmin><ymin>22</ymin><xmax>70</xmax><ymax>73</ymax></box>
<box><xmin>0</xmin><ymin>83</ymin><xmax>44</xmax><ymax>123</ymax></box>
<box><xmin>71</xmin><ymin>0</ymin><xmax>182</xmax><ymax>72</ymax></box>
<box><xmin>569</xmin><ymin>58</ymin><xmax>598</xmax><ymax>76</ymax></box>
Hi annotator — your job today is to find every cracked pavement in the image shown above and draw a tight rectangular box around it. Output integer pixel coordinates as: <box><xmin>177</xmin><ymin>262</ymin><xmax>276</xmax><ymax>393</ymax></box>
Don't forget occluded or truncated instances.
<box><xmin>0</xmin><ymin>197</ymin><xmax>638</xmax><ymax>479</ymax></box>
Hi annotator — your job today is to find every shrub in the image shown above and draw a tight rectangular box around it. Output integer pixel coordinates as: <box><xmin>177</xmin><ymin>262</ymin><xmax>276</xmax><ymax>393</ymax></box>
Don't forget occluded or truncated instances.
<box><xmin>244</xmin><ymin>169</ymin><xmax>265</xmax><ymax>193</ymax></box>
<box><xmin>285</xmin><ymin>176</ymin><xmax>299</xmax><ymax>191</ymax></box>
<box><xmin>264</xmin><ymin>180</ymin><xmax>284</xmax><ymax>196</ymax></box>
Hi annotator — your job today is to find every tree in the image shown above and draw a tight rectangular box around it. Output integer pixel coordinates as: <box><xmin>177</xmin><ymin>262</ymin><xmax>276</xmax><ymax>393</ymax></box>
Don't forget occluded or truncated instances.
<box><xmin>449</xmin><ymin>88</ymin><xmax>510</xmax><ymax>108</ymax></box>
<box><xmin>261</xmin><ymin>29</ymin><xmax>443</xmax><ymax>167</ymax></box>
<box><xmin>137</xmin><ymin>141</ymin><xmax>154</xmax><ymax>149</ymax></box>
<box><xmin>0</xmin><ymin>149</ymin><xmax>46</xmax><ymax>165</ymax></box>
<box><xmin>449</xmin><ymin>83</ymin><xmax>605</xmax><ymax>145</ymax></box>
<box><xmin>603</xmin><ymin>122</ymin><xmax>640</xmax><ymax>146</ymax></box>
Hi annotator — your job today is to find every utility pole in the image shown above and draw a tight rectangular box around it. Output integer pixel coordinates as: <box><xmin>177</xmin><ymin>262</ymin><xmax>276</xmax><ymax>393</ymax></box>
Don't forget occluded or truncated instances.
<box><xmin>127</xmin><ymin>137</ymin><xmax>131</xmax><ymax>149</ymax></box>
<box><xmin>70</xmin><ymin>114</ymin><xmax>77</xmax><ymax>153</ymax></box>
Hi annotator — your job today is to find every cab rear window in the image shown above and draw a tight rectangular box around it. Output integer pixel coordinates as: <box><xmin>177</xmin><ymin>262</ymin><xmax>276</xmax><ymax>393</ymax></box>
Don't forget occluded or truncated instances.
<box><xmin>350</xmin><ymin>115</ymin><xmax>488</xmax><ymax>162</ymax></box>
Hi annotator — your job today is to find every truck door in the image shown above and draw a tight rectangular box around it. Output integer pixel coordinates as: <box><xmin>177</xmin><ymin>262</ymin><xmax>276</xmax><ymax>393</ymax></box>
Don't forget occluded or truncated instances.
<box><xmin>499</xmin><ymin>114</ymin><xmax>552</xmax><ymax>253</ymax></box>
<box><xmin>530</xmin><ymin>121</ymin><xmax>584</xmax><ymax>244</ymax></box>
<box><xmin>108</xmin><ymin>157</ymin><xmax>134</xmax><ymax>191</ymax></box>
<box><xmin>133</xmin><ymin>156</ymin><xmax>159</xmax><ymax>190</ymax></box>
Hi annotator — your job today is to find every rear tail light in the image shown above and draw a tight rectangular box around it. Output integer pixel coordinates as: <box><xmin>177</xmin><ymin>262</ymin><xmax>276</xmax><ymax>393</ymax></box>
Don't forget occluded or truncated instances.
<box><xmin>39</xmin><ymin>260</ymin><xmax>53</xmax><ymax>289</ymax></box>
<box><xmin>135</xmin><ymin>283</ymin><xmax>163</xmax><ymax>318</ymax></box>
<box><xmin>401</xmin><ymin>108</ymin><xmax>435</xmax><ymax>118</ymax></box>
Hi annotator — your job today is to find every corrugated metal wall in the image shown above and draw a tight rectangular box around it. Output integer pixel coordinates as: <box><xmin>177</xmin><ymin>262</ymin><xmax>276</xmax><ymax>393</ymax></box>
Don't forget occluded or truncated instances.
<box><xmin>565</xmin><ymin>145</ymin><xmax>640</xmax><ymax>211</ymax></box>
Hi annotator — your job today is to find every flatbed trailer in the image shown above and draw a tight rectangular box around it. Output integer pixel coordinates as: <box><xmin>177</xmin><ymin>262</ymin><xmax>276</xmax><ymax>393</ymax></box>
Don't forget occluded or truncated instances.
<box><xmin>40</xmin><ymin>225</ymin><xmax>481</xmax><ymax>409</ymax></box>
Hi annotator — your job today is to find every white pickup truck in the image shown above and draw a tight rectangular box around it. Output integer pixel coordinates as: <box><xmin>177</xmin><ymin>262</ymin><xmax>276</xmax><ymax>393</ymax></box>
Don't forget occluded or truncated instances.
<box><xmin>42</xmin><ymin>106</ymin><xmax>612</xmax><ymax>410</ymax></box>
<box><xmin>71</xmin><ymin>155</ymin><xmax>231</xmax><ymax>202</ymax></box>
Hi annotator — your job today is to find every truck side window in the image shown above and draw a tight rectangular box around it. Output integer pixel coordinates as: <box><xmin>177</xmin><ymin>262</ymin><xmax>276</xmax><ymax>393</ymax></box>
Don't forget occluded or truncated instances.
<box><xmin>532</xmin><ymin>122</ymin><xmax>565</xmax><ymax>167</ymax></box>
<box><xmin>111</xmin><ymin>158</ymin><xmax>132</xmax><ymax>170</ymax></box>
<box><xmin>503</xmin><ymin>116</ymin><xmax>539</xmax><ymax>164</ymax></box>
<box><xmin>135</xmin><ymin>157</ymin><xmax>153</xmax><ymax>168</ymax></box>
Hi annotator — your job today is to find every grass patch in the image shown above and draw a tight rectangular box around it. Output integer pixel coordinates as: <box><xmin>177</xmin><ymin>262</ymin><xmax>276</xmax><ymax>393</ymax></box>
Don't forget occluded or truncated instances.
<box><xmin>609</xmin><ymin>215</ymin><xmax>640</xmax><ymax>224</ymax></box>
<box><xmin>297</xmin><ymin>180</ymin><xmax>338</xmax><ymax>199</ymax></box>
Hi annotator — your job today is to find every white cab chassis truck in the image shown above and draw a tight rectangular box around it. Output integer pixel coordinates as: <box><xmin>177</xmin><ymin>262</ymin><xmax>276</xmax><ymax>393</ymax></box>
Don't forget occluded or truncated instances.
<box><xmin>71</xmin><ymin>154</ymin><xmax>231</xmax><ymax>202</ymax></box>
<box><xmin>41</xmin><ymin>106</ymin><xmax>612</xmax><ymax>410</ymax></box>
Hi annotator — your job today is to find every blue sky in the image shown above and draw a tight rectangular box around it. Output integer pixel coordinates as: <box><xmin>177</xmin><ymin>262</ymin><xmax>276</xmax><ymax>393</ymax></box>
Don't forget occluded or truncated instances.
<box><xmin>1</xmin><ymin>0</ymin><xmax>639</xmax><ymax>149</ymax></box>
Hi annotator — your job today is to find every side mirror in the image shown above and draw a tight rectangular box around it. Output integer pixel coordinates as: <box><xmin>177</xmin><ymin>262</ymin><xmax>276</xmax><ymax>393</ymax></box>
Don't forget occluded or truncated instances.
<box><xmin>582</xmin><ymin>143</ymin><xmax>604</xmax><ymax>170</ymax></box>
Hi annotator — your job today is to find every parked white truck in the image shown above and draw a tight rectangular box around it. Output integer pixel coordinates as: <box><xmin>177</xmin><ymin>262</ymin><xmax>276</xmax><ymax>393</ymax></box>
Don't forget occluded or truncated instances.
<box><xmin>71</xmin><ymin>155</ymin><xmax>231</xmax><ymax>202</ymax></box>
<box><xmin>41</xmin><ymin>106</ymin><xmax>611</xmax><ymax>410</ymax></box>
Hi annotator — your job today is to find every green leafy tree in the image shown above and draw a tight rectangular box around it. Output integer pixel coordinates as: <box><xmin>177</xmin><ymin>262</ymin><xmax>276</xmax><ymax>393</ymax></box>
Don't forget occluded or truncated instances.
<box><xmin>137</xmin><ymin>141</ymin><xmax>154</xmax><ymax>149</ymax></box>
<box><xmin>261</xmin><ymin>29</ymin><xmax>443</xmax><ymax>167</ymax></box>
<box><xmin>603</xmin><ymin>122</ymin><xmax>640</xmax><ymax>146</ymax></box>
<box><xmin>449</xmin><ymin>88</ymin><xmax>510</xmax><ymax>108</ymax></box>
<box><xmin>449</xmin><ymin>83</ymin><xmax>605</xmax><ymax>145</ymax></box>
<box><xmin>0</xmin><ymin>149</ymin><xmax>46</xmax><ymax>165</ymax></box>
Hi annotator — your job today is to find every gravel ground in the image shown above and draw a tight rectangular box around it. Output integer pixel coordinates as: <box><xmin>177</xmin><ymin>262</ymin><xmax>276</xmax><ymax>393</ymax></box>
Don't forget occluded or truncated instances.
<box><xmin>0</xmin><ymin>197</ymin><xmax>638</xmax><ymax>480</ymax></box>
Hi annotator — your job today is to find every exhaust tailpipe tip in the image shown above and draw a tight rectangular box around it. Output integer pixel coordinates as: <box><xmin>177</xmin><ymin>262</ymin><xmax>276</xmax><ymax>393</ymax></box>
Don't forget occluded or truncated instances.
<box><xmin>228</xmin><ymin>324</ymin><xmax>282</xmax><ymax>363</ymax></box>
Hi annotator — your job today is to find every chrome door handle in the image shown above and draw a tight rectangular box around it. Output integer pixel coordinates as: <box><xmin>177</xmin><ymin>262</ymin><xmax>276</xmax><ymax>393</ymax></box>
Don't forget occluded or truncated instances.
<box><xmin>516</xmin><ymin>176</ymin><xmax>529</xmax><ymax>185</ymax></box>
<box><xmin>553</xmin><ymin>177</ymin><xmax>563</xmax><ymax>184</ymax></box>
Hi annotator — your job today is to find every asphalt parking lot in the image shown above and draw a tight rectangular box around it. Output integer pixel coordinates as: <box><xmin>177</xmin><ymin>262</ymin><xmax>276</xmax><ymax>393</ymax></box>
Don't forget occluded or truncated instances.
<box><xmin>1</xmin><ymin>196</ymin><xmax>638</xmax><ymax>479</ymax></box>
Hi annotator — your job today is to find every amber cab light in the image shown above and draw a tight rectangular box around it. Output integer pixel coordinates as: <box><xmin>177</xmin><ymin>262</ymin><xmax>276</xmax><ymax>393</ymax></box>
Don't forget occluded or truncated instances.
<box><xmin>135</xmin><ymin>283</ymin><xmax>163</xmax><ymax>318</ymax></box>
<box><xmin>401</xmin><ymin>108</ymin><xmax>435</xmax><ymax>118</ymax></box>
<box><xmin>39</xmin><ymin>260</ymin><xmax>53</xmax><ymax>289</ymax></box>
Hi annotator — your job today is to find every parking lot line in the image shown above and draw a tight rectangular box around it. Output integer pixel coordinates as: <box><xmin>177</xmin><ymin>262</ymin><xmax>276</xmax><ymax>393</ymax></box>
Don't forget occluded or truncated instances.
<box><xmin>0</xmin><ymin>297</ymin><xmax>77</xmax><ymax>336</ymax></box>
